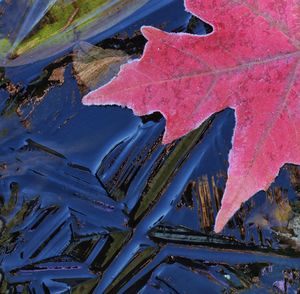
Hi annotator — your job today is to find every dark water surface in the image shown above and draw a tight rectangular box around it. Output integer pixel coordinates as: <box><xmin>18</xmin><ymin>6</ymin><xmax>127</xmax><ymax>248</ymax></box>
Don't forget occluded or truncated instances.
<box><xmin>0</xmin><ymin>0</ymin><xmax>300</xmax><ymax>293</ymax></box>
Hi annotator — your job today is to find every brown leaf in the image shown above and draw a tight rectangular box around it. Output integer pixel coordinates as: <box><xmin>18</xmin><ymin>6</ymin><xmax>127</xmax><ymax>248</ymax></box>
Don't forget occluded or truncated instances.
<box><xmin>73</xmin><ymin>42</ymin><xmax>129</xmax><ymax>90</ymax></box>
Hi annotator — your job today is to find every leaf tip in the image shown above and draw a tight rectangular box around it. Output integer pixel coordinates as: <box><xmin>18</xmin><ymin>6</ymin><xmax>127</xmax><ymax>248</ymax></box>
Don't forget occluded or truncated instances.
<box><xmin>214</xmin><ymin>198</ymin><xmax>242</xmax><ymax>233</ymax></box>
<box><xmin>161</xmin><ymin>136</ymin><xmax>171</xmax><ymax>146</ymax></box>
<box><xmin>213</xmin><ymin>214</ymin><xmax>225</xmax><ymax>234</ymax></box>
<box><xmin>82</xmin><ymin>91</ymin><xmax>96</xmax><ymax>105</ymax></box>
<box><xmin>141</xmin><ymin>26</ymin><xmax>163</xmax><ymax>40</ymax></box>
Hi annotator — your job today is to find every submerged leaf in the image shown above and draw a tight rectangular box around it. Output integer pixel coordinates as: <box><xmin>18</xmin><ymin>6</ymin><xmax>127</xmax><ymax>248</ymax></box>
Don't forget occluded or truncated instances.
<box><xmin>0</xmin><ymin>0</ymin><xmax>150</xmax><ymax>66</ymax></box>
<box><xmin>73</xmin><ymin>42</ymin><xmax>129</xmax><ymax>90</ymax></box>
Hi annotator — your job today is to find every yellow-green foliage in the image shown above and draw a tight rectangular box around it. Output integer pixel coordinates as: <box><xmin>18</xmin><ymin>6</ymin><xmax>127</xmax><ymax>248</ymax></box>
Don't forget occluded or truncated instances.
<box><xmin>0</xmin><ymin>38</ymin><xmax>12</xmax><ymax>58</ymax></box>
<box><xmin>14</xmin><ymin>0</ymin><xmax>110</xmax><ymax>55</ymax></box>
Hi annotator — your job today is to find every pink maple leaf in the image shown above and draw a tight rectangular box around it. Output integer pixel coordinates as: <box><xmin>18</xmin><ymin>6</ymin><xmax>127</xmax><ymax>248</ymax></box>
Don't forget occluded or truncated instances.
<box><xmin>82</xmin><ymin>0</ymin><xmax>300</xmax><ymax>233</ymax></box>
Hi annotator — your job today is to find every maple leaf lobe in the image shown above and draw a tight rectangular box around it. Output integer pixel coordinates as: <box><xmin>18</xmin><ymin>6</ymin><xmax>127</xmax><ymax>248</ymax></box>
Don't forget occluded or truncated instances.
<box><xmin>83</xmin><ymin>0</ymin><xmax>300</xmax><ymax>233</ymax></box>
